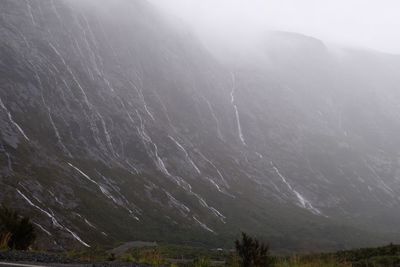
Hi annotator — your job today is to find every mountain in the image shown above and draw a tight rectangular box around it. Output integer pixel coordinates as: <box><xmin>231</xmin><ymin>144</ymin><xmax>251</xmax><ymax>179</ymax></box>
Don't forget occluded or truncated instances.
<box><xmin>1</xmin><ymin>0</ymin><xmax>400</xmax><ymax>252</ymax></box>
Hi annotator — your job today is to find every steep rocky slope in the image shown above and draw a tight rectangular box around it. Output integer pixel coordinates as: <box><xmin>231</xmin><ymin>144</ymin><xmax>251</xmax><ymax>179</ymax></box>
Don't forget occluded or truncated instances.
<box><xmin>1</xmin><ymin>0</ymin><xmax>400</xmax><ymax>252</ymax></box>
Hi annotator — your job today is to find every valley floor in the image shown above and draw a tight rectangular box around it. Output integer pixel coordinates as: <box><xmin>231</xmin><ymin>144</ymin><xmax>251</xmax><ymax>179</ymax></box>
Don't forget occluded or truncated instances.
<box><xmin>2</xmin><ymin>243</ymin><xmax>400</xmax><ymax>267</ymax></box>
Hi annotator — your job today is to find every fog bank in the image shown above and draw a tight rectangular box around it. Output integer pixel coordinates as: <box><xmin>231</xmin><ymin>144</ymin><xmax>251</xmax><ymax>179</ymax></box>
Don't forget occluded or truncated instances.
<box><xmin>149</xmin><ymin>0</ymin><xmax>400</xmax><ymax>55</ymax></box>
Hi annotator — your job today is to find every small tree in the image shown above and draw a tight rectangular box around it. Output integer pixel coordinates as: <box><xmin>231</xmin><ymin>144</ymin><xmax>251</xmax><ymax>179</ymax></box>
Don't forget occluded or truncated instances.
<box><xmin>0</xmin><ymin>206</ymin><xmax>36</xmax><ymax>250</ymax></box>
<box><xmin>235</xmin><ymin>232</ymin><xmax>271</xmax><ymax>267</ymax></box>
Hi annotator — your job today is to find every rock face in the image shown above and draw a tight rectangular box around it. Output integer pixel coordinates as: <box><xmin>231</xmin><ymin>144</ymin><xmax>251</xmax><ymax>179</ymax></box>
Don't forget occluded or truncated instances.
<box><xmin>1</xmin><ymin>0</ymin><xmax>400</xmax><ymax>251</ymax></box>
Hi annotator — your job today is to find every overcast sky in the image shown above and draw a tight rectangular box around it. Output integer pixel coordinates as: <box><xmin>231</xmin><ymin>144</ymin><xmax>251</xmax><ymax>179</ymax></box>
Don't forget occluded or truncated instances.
<box><xmin>149</xmin><ymin>0</ymin><xmax>400</xmax><ymax>54</ymax></box>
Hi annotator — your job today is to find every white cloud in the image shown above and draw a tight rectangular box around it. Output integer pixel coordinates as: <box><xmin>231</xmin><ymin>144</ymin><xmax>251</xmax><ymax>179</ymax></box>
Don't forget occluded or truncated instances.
<box><xmin>149</xmin><ymin>0</ymin><xmax>400</xmax><ymax>54</ymax></box>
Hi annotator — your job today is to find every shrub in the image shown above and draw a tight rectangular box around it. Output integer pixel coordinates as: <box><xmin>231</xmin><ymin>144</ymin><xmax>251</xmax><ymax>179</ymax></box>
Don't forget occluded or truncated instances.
<box><xmin>0</xmin><ymin>232</ymin><xmax>12</xmax><ymax>250</ymax></box>
<box><xmin>194</xmin><ymin>257</ymin><xmax>211</xmax><ymax>267</ymax></box>
<box><xmin>0</xmin><ymin>205</ymin><xmax>36</xmax><ymax>250</ymax></box>
<box><xmin>235</xmin><ymin>232</ymin><xmax>271</xmax><ymax>267</ymax></box>
<box><xmin>138</xmin><ymin>248</ymin><xmax>165</xmax><ymax>267</ymax></box>
<box><xmin>226</xmin><ymin>253</ymin><xmax>241</xmax><ymax>267</ymax></box>
<box><xmin>107</xmin><ymin>252</ymin><xmax>116</xmax><ymax>261</ymax></box>
<box><xmin>121</xmin><ymin>253</ymin><xmax>135</xmax><ymax>262</ymax></box>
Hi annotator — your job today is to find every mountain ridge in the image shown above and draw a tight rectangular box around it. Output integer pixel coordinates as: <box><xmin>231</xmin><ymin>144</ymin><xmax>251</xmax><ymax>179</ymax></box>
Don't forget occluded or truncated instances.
<box><xmin>1</xmin><ymin>0</ymin><xmax>400</xmax><ymax>252</ymax></box>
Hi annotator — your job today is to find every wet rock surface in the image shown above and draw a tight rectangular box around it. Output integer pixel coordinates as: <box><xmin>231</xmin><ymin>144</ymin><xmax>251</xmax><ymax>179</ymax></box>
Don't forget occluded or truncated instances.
<box><xmin>1</xmin><ymin>0</ymin><xmax>400</xmax><ymax>251</ymax></box>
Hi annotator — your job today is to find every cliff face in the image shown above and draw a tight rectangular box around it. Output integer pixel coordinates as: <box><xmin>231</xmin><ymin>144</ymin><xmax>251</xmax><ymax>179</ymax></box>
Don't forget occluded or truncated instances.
<box><xmin>1</xmin><ymin>0</ymin><xmax>400</xmax><ymax>251</ymax></box>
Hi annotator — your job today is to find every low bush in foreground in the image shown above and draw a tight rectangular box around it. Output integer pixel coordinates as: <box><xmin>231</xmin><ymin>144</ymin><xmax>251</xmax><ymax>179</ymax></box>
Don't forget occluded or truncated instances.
<box><xmin>0</xmin><ymin>206</ymin><xmax>36</xmax><ymax>250</ymax></box>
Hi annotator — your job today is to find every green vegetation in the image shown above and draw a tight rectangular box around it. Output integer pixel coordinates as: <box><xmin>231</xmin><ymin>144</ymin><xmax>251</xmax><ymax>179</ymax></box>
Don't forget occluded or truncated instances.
<box><xmin>0</xmin><ymin>206</ymin><xmax>36</xmax><ymax>250</ymax></box>
<box><xmin>66</xmin><ymin>246</ymin><xmax>110</xmax><ymax>263</ymax></box>
<box><xmin>124</xmin><ymin>245</ymin><xmax>222</xmax><ymax>266</ymax></box>
<box><xmin>273</xmin><ymin>243</ymin><xmax>400</xmax><ymax>267</ymax></box>
<box><xmin>58</xmin><ymin>235</ymin><xmax>400</xmax><ymax>267</ymax></box>
<box><xmin>138</xmin><ymin>244</ymin><xmax>227</xmax><ymax>260</ymax></box>
<box><xmin>235</xmin><ymin>232</ymin><xmax>271</xmax><ymax>267</ymax></box>
<box><xmin>0</xmin><ymin>221</ymin><xmax>398</xmax><ymax>267</ymax></box>
<box><xmin>99</xmin><ymin>238</ymin><xmax>400</xmax><ymax>267</ymax></box>
<box><xmin>194</xmin><ymin>257</ymin><xmax>212</xmax><ymax>267</ymax></box>
<box><xmin>274</xmin><ymin>256</ymin><xmax>351</xmax><ymax>267</ymax></box>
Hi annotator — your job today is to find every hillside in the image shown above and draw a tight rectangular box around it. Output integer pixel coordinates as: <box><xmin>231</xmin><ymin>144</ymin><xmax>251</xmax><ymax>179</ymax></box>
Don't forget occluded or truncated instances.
<box><xmin>1</xmin><ymin>0</ymin><xmax>400</xmax><ymax>251</ymax></box>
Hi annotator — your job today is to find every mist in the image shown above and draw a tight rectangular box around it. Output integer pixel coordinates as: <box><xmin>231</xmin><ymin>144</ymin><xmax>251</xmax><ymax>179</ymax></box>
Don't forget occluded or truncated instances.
<box><xmin>3</xmin><ymin>0</ymin><xmax>400</xmax><ymax>256</ymax></box>
<box><xmin>149</xmin><ymin>0</ymin><xmax>400</xmax><ymax>55</ymax></box>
